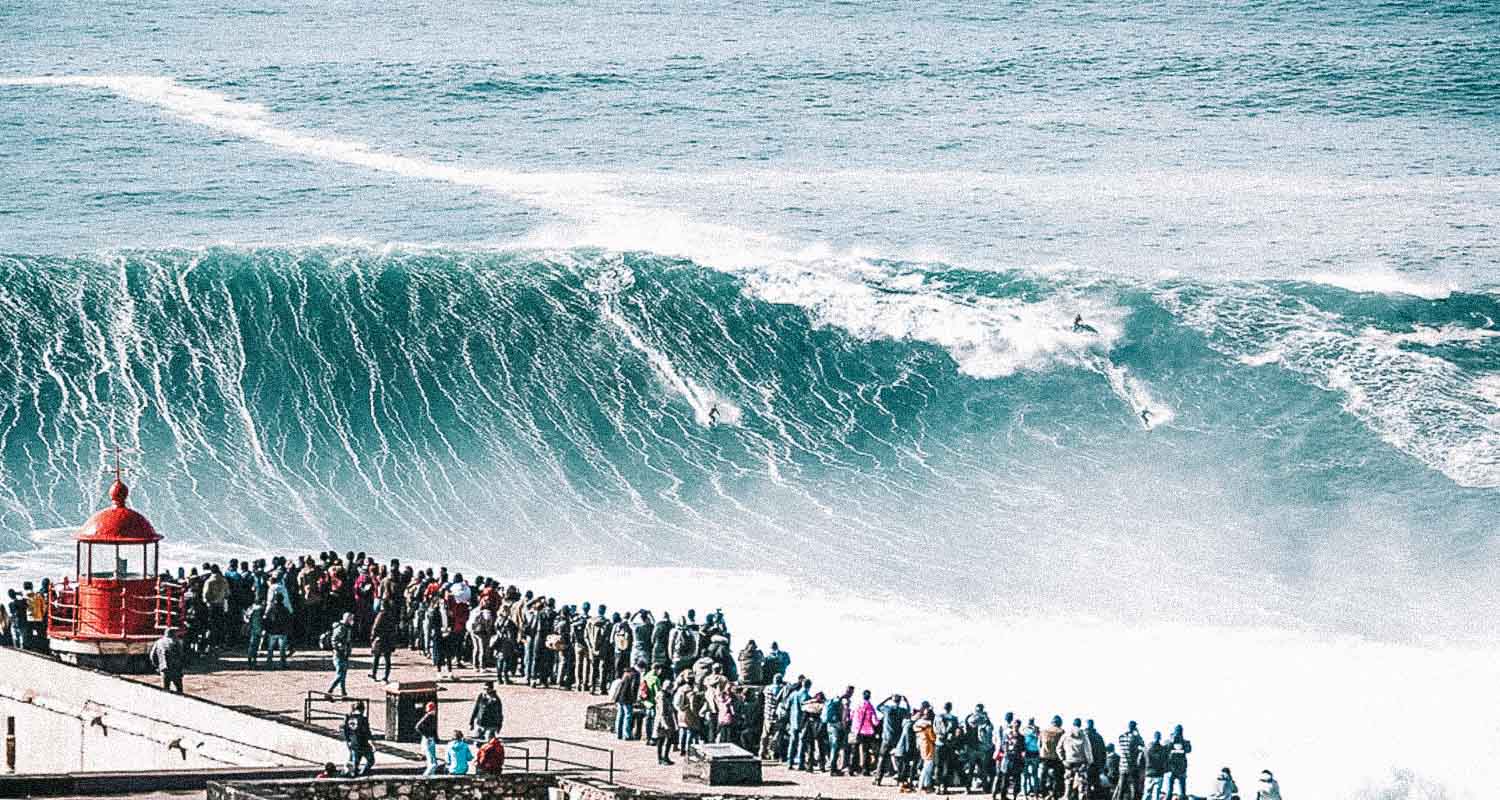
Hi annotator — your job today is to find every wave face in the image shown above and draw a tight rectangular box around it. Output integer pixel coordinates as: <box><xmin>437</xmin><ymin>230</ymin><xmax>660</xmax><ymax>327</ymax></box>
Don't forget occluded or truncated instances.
<box><xmin>2</xmin><ymin>245</ymin><xmax>1498</xmax><ymax>645</ymax></box>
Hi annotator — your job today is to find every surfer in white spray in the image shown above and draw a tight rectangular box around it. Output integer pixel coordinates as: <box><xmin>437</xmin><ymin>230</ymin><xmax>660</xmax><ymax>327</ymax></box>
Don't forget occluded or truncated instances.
<box><xmin>1072</xmin><ymin>314</ymin><xmax>1098</xmax><ymax>334</ymax></box>
<box><xmin>708</xmin><ymin>405</ymin><xmax>720</xmax><ymax>426</ymax></box>
<box><xmin>1140</xmin><ymin>408</ymin><xmax>1153</xmax><ymax>429</ymax></box>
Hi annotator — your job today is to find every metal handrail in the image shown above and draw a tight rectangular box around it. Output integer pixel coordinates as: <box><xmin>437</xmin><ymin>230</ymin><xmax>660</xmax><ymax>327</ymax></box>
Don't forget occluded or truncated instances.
<box><xmin>302</xmin><ymin>691</ymin><xmax>368</xmax><ymax>725</ymax></box>
<box><xmin>500</xmin><ymin>736</ymin><xmax>616</xmax><ymax>783</ymax></box>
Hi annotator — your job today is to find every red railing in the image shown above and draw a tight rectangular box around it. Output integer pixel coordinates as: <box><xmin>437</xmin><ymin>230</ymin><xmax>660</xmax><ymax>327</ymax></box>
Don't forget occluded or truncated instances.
<box><xmin>46</xmin><ymin>578</ymin><xmax>184</xmax><ymax>640</ymax></box>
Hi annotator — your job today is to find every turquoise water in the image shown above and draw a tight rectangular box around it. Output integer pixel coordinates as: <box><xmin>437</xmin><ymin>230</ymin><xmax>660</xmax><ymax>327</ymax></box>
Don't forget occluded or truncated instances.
<box><xmin>3</xmin><ymin>2</ymin><xmax>1499</xmax><ymax>794</ymax></box>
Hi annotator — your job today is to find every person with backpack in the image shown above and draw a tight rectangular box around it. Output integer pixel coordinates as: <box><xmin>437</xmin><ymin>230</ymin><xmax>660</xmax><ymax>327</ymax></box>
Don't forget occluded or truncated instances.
<box><xmin>342</xmin><ymin>701</ymin><xmax>375</xmax><ymax>776</ymax></box>
<box><xmin>967</xmin><ymin>704</ymin><xmax>995</xmax><ymax>791</ymax></box>
<box><xmin>610</xmin><ymin>613</ymin><xmax>633</xmax><ymax>683</ymax></box>
<box><xmin>674</xmin><ymin>675</ymin><xmax>703</xmax><ymax>755</ymax></box>
<box><xmin>823</xmin><ymin>687</ymin><xmax>850</xmax><ymax>775</ymax></box>
<box><xmin>650</xmin><ymin>611</ymin><xmax>674</xmax><ymax>668</ymax></box>
<box><xmin>263</xmin><ymin>597</ymin><xmax>291</xmax><ymax>669</ymax></box>
<box><xmin>584</xmin><ymin>605</ymin><xmax>610</xmax><ymax>693</ymax></box>
<box><xmin>467</xmin><ymin>604</ymin><xmax>495</xmax><ymax>671</ymax></box>
<box><xmin>324</xmin><ymin>612</ymin><xmax>354</xmax><ymax>697</ymax></box>
<box><xmin>1114</xmin><ymin>721</ymin><xmax>1146</xmax><ymax>800</ymax></box>
<box><xmin>669</xmin><ymin>617</ymin><xmax>701</xmax><ymax>673</ymax></box>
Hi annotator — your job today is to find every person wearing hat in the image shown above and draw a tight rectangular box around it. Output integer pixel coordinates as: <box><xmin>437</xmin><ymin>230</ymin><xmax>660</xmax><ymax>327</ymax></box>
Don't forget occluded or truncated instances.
<box><xmin>417</xmin><ymin>701</ymin><xmax>440</xmax><ymax>776</ymax></box>
<box><xmin>1255</xmin><ymin>770</ymin><xmax>1281</xmax><ymax>800</ymax></box>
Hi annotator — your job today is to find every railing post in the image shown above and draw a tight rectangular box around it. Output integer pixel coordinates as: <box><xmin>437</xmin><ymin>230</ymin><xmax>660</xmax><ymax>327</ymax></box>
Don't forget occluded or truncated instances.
<box><xmin>544</xmin><ymin>738</ymin><xmax>551</xmax><ymax>772</ymax></box>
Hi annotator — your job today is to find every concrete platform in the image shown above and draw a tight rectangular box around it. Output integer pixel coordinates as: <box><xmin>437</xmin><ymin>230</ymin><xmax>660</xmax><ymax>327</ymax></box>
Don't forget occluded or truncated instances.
<box><xmin>130</xmin><ymin>646</ymin><xmax>909</xmax><ymax>799</ymax></box>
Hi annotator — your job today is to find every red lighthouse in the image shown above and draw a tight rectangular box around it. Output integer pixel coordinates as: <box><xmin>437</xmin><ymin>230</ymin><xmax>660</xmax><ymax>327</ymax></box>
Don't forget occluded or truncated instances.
<box><xmin>47</xmin><ymin>474</ymin><xmax>181</xmax><ymax>670</ymax></box>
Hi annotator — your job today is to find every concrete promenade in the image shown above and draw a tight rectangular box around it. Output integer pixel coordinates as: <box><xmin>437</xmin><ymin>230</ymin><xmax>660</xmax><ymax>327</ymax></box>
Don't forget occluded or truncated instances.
<box><xmin>124</xmin><ymin>645</ymin><xmax>905</xmax><ymax>800</ymax></box>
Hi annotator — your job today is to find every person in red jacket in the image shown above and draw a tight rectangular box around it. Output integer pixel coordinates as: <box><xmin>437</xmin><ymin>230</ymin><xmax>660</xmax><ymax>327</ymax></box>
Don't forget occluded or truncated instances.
<box><xmin>476</xmin><ymin>732</ymin><xmax>506</xmax><ymax>776</ymax></box>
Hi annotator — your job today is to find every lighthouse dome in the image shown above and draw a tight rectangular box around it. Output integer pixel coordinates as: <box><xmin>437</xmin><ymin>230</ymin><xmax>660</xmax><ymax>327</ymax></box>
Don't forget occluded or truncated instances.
<box><xmin>77</xmin><ymin>479</ymin><xmax>161</xmax><ymax>544</ymax></box>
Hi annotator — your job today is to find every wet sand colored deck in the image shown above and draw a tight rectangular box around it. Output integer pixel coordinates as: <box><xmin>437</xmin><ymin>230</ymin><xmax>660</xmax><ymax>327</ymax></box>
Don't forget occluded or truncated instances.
<box><xmin>127</xmin><ymin>646</ymin><xmax>907</xmax><ymax>799</ymax></box>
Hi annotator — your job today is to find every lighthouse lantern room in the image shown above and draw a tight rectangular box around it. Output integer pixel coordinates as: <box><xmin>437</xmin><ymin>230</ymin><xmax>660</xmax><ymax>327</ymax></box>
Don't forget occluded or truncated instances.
<box><xmin>47</xmin><ymin>470</ymin><xmax>181</xmax><ymax>669</ymax></box>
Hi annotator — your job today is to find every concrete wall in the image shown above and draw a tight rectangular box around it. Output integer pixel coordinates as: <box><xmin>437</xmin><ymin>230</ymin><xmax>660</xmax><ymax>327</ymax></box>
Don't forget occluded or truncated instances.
<box><xmin>0</xmin><ymin>647</ymin><xmax>348</xmax><ymax>774</ymax></box>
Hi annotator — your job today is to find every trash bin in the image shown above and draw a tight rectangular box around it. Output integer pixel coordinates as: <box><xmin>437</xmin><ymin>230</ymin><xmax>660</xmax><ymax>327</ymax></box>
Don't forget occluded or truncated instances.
<box><xmin>385</xmin><ymin>680</ymin><xmax>439</xmax><ymax>743</ymax></box>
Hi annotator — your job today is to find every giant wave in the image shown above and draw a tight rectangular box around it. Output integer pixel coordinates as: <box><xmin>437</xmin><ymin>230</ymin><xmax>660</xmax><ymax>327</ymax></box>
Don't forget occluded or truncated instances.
<box><xmin>1</xmin><ymin>245</ymin><xmax>1497</xmax><ymax>644</ymax></box>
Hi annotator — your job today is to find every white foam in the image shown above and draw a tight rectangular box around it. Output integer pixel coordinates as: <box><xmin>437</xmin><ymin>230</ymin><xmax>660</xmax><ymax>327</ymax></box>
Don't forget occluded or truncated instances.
<box><xmin>1096</xmin><ymin>357</ymin><xmax>1175</xmax><ymax>428</ymax></box>
<box><xmin>1161</xmin><ymin>286</ymin><xmax>1500</xmax><ymax>488</ymax></box>
<box><xmin>1301</xmin><ymin>269</ymin><xmax>1454</xmax><ymax>300</ymax></box>
<box><xmin>463</xmin><ymin>565</ymin><xmax>1493</xmax><ymax>800</ymax></box>
<box><xmin>592</xmin><ymin>264</ymin><xmax>741</xmax><ymax>428</ymax></box>
<box><xmin>1236</xmin><ymin>349</ymin><xmax>1284</xmax><ymax>367</ymax></box>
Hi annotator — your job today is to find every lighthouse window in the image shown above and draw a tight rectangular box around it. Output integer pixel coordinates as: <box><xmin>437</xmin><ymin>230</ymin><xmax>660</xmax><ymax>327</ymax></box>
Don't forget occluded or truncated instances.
<box><xmin>87</xmin><ymin>544</ymin><xmax>139</xmax><ymax>579</ymax></box>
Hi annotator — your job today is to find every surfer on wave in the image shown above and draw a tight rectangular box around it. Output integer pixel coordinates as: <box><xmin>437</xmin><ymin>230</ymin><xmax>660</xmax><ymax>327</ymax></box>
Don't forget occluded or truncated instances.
<box><xmin>1072</xmin><ymin>314</ymin><xmax>1098</xmax><ymax>334</ymax></box>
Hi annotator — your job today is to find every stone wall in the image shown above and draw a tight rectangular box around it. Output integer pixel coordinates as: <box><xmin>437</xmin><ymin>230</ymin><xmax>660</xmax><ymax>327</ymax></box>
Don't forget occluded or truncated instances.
<box><xmin>208</xmin><ymin>773</ymin><xmax>557</xmax><ymax>800</ymax></box>
<box><xmin>210</xmin><ymin>774</ymin><xmax>858</xmax><ymax>800</ymax></box>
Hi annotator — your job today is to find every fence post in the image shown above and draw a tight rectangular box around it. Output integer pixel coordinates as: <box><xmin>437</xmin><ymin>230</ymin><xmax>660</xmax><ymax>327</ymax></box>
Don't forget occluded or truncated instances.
<box><xmin>544</xmin><ymin>738</ymin><xmax>551</xmax><ymax>772</ymax></box>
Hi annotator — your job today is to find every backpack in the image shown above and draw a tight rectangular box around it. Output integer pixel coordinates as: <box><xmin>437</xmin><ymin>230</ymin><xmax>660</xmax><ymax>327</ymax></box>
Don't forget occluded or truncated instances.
<box><xmin>613</xmin><ymin>625</ymin><xmax>631</xmax><ymax>651</ymax></box>
<box><xmin>673</xmin><ymin>628</ymin><xmax>698</xmax><ymax>660</ymax></box>
<box><xmin>342</xmin><ymin>713</ymin><xmax>366</xmax><ymax>744</ymax></box>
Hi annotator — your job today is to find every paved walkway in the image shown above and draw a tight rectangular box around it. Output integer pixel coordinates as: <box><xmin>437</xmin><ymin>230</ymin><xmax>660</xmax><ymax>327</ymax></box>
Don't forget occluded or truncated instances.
<box><xmin>126</xmin><ymin>645</ymin><xmax>923</xmax><ymax>799</ymax></box>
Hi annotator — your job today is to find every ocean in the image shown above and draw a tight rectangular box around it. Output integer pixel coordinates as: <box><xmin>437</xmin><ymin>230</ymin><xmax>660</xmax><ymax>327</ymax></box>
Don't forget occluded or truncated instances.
<box><xmin>2</xmin><ymin>1</ymin><xmax>1498</xmax><ymax>796</ymax></box>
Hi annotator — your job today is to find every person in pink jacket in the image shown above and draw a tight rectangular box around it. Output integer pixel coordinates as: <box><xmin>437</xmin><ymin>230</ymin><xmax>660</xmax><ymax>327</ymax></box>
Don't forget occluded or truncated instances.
<box><xmin>852</xmin><ymin>689</ymin><xmax>880</xmax><ymax>775</ymax></box>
